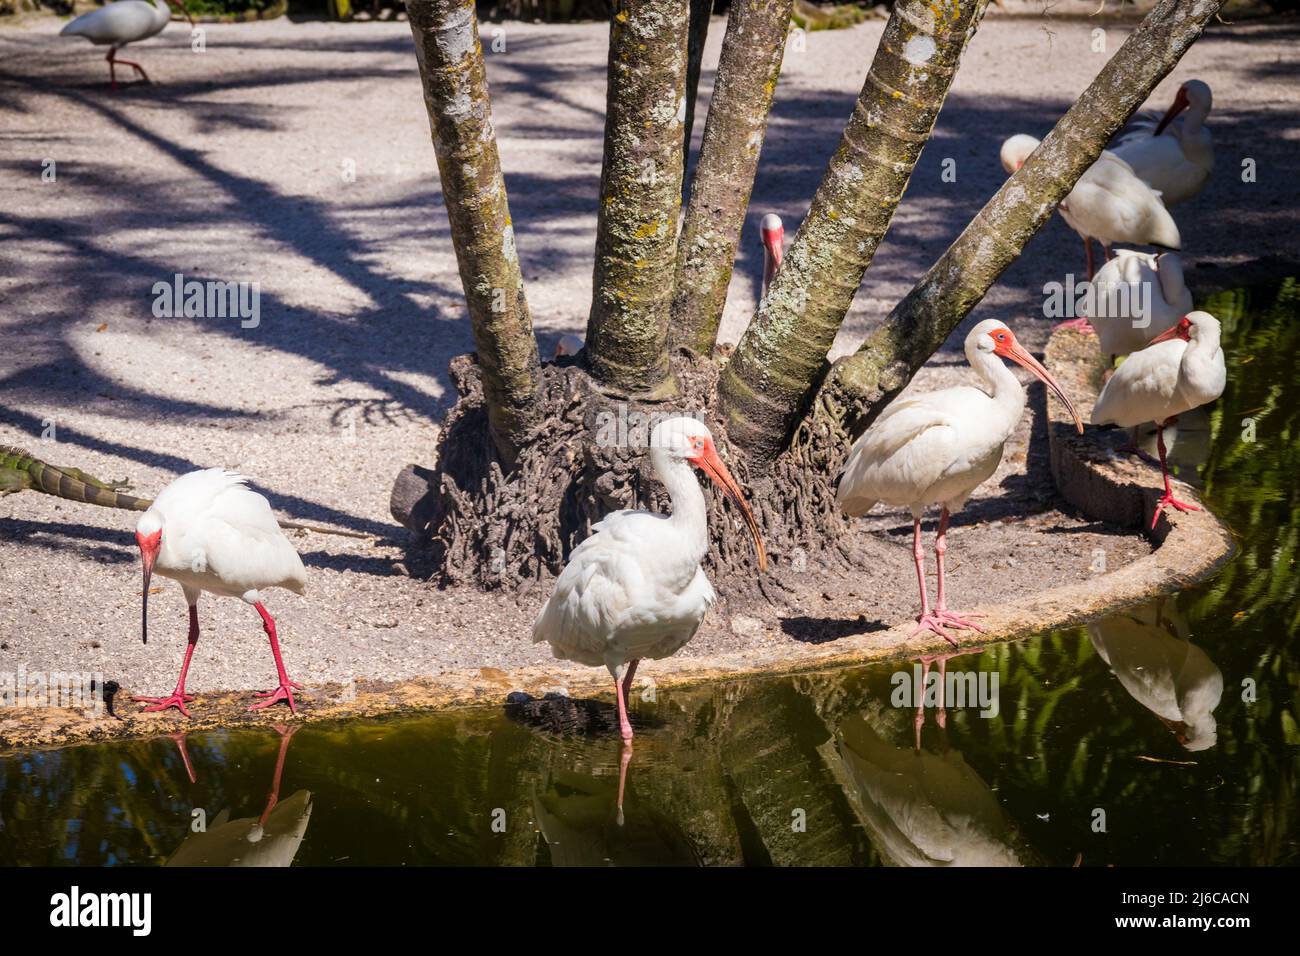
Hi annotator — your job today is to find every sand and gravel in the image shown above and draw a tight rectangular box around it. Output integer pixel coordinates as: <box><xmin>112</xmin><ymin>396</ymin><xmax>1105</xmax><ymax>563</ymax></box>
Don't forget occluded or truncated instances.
<box><xmin>0</xmin><ymin>9</ymin><xmax>1296</xmax><ymax>701</ymax></box>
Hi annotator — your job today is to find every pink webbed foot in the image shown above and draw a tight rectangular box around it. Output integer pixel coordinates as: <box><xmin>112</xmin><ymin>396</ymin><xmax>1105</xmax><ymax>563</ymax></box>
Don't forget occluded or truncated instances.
<box><xmin>1151</xmin><ymin>492</ymin><xmax>1200</xmax><ymax>529</ymax></box>
<box><xmin>133</xmin><ymin>692</ymin><xmax>195</xmax><ymax>718</ymax></box>
<box><xmin>1053</xmin><ymin>317</ymin><xmax>1095</xmax><ymax>334</ymax></box>
<box><xmin>249</xmin><ymin>683</ymin><xmax>299</xmax><ymax>714</ymax></box>
<box><xmin>911</xmin><ymin>611</ymin><xmax>984</xmax><ymax>645</ymax></box>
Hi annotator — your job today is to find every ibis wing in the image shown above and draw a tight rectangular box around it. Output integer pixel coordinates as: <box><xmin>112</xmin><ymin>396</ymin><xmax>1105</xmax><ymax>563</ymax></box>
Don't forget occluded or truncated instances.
<box><xmin>837</xmin><ymin>393</ymin><xmax>965</xmax><ymax>515</ymax></box>
<box><xmin>1091</xmin><ymin>342</ymin><xmax>1183</xmax><ymax>427</ymax></box>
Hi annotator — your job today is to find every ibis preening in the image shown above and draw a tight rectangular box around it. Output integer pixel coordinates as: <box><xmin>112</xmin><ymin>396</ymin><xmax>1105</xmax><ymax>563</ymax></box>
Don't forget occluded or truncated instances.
<box><xmin>1112</xmin><ymin>80</ymin><xmax>1214</xmax><ymax>209</ymax></box>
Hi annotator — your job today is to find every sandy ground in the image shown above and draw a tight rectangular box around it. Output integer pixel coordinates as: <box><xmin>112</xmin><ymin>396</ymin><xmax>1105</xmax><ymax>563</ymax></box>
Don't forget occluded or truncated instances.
<box><xmin>0</xmin><ymin>11</ymin><xmax>1296</xmax><ymax>699</ymax></box>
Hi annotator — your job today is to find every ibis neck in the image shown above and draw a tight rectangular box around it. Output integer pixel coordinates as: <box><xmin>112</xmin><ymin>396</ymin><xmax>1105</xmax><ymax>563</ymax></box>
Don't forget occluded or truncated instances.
<box><xmin>972</xmin><ymin>350</ymin><xmax>1028</xmax><ymax>427</ymax></box>
<box><xmin>658</xmin><ymin>456</ymin><xmax>709</xmax><ymax>565</ymax></box>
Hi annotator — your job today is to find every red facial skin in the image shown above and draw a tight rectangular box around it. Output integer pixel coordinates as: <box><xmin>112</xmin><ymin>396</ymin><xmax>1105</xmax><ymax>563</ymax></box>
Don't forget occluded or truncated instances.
<box><xmin>988</xmin><ymin>327</ymin><xmax>1085</xmax><ymax>434</ymax></box>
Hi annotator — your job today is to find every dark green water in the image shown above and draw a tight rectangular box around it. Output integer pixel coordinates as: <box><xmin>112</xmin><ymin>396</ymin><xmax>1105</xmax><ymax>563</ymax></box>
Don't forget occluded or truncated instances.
<box><xmin>1</xmin><ymin>282</ymin><xmax>1296</xmax><ymax>867</ymax></box>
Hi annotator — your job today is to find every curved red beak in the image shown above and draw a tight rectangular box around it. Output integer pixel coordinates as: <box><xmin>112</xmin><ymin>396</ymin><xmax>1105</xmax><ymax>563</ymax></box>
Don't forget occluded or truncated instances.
<box><xmin>1154</xmin><ymin>86</ymin><xmax>1190</xmax><ymax>136</ymax></box>
<box><xmin>691</xmin><ymin>440</ymin><xmax>767</xmax><ymax>572</ymax></box>
<box><xmin>994</xmin><ymin>336</ymin><xmax>1085</xmax><ymax>434</ymax></box>
<box><xmin>1150</xmin><ymin>316</ymin><xmax>1192</xmax><ymax>345</ymax></box>
<box><xmin>136</xmin><ymin>529</ymin><xmax>161</xmax><ymax>645</ymax></box>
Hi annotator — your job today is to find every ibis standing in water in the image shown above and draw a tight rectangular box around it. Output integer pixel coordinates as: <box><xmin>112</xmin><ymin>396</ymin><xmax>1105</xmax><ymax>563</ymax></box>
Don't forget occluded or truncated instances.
<box><xmin>533</xmin><ymin>417</ymin><xmax>766</xmax><ymax>742</ymax></box>
<box><xmin>1091</xmin><ymin>312</ymin><xmax>1226</xmax><ymax>528</ymax></box>
<box><xmin>61</xmin><ymin>0</ymin><xmax>192</xmax><ymax>91</ymax></box>
<box><xmin>133</xmin><ymin>469</ymin><xmax>308</xmax><ymax>716</ymax></box>
<box><xmin>837</xmin><ymin>320</ymin><xmax>1085</xmax><ymax>641</ymax></box>
<box><xmin>1113</xmin><ymin>80</ymin><xmax>1214</xmax><ymax>209</ymax></box>
<box><xmin>1000</xmin><ymin>134</ymin><xmax>1180</xmax><ymax>283</ymax></box>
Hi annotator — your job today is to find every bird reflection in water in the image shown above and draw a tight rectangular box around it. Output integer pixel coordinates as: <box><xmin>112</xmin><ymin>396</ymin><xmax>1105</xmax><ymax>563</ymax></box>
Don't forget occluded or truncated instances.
<box><xmin>1088</xmin><ymin>598</ymin><xmax>1223</xmax><ymax>751</ymax></box>
<box><xmin>828</xmin><ymin>650</ymin><xmax>1031</xmax><ymax>867</ymax></box>
<box><xmin>165</xmin><ymin>724</ymin><xmax>312</xmax><ymax>866</ymax></box>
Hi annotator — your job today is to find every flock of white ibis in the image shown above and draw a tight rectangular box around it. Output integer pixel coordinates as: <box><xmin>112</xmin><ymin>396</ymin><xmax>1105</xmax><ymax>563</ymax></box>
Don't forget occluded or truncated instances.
<box><xmin>112</xmin><ymin>75</ymin><xmax>1224</xmax><ymax>764</ymax></box>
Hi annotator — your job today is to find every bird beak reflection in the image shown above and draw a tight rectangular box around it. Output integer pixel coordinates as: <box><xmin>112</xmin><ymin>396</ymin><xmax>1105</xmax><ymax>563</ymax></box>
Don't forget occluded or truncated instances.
<box><xmin>693</xmin><ymin>443</ymin><xmax>767</xmax><ymax>573</ymax></box>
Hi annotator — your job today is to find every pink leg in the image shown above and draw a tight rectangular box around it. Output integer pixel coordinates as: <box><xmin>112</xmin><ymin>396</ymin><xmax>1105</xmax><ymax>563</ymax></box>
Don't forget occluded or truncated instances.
<box><xmin>248</xmin><ymin>603</ymin><xmax>302</xmax><ymax>714</ymax></box>
<box><xmin>1085</xmin><ymin>236</ymin><xmax>1096</xmax><ymax>281</ymax></box>
<box><xmin>107</xmin><ymin>47</ymin><xmax>150</xmax><ymax>87</ymax></box>
<box><xmin>932</xmin><ymin>507</ymin><xmax>984</xmax><ymax>634</ymax></box>
<box><xmin>257</xmin><ymin>725</ymin><xmax>299</xmax><ymax>825</ymax></box>
<box><xmin>613</xmin><ymin>672</ymin><xmax>634</xmax><ymax>741</ymax></box>
<box><xmin>1151</xmin><ymin>421</ymin><xmax>1200</xmax><ymax>529</ymax></box>
<box><xmin>911</xmin><ymin>517</ymin><xmax>963</xmax><ymax>643</ymax></box>
<box><xmin>621</xmin><ymin>659</ymin><xmax>639</xmax><ymax>701</ymax></box>
<box><xmin>615</xmin><ymin>740</ymin><xmax>632</xmax><ymax>827</ymax></box>
<box><xmin>1054</xmin><ymin>316</ymin><xmax>1095</xmax><ymax>333</ymax></box>
<box><xmin>134</xmin><ymin>604</ymin><xmax>200</xmax><ymax>717</ymax></box>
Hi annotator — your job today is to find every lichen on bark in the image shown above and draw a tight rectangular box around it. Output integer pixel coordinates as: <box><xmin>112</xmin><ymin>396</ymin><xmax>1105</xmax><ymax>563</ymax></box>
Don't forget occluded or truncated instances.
<box><xmin>819</xmin><ymin>0</ymin><xmax>1227</xmax><ymax>441</ymax></box>
<box><xmin>670</xmin><ymin>0</ymin><xmax>795</xmax><ymax>356</ymax></box>
<box><xmin>585</xmin><ymin>0</ymin><xmax>691</xmax><ymax>398</ymax></box>
<box><xmin>408</xmin><ymin>0</ymin><xmax>543</xmax><ymax>466</ymax></box>
<box><xmin>718</xmin><ymin>0</ymin><xmax>991</xmax><ymax>466</ymax></box>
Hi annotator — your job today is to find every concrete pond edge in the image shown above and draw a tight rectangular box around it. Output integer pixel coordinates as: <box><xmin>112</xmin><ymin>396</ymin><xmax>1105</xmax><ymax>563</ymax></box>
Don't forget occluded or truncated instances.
<box><xmin>0</xmin><ymin>328</ymin><xmax>1236</xmax><ymax>753</ymax></box>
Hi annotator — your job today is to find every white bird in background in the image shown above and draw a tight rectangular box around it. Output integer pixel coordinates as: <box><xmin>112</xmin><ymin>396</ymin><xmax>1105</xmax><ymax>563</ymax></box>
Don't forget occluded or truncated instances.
<box><xmin>1113</xmin><ymin>80</ymin><xmax>1214</xmax><ymax>209</ymax></box>
<box><xmin>837</xmin><ymin>320</ymin><xmax>1084</xmax><ymax>641</ymax></box>
<box><xmin>1086</xmin><ymin>250</ymin><xmax>1193</xmax><ymax>354</ymax></box>
<box><xmin>61</xmin><ymin>0</ymin><xmax>193</xmax><ymax>91</ymax></box>
<box><xmin>1091</xmin><ymin>311</ymin><xmax>1226</xmax><ymax>529</ymax></box>
<box><xmin>1000</xmin><ymin>134</ymin><xmax>1181</xmax><ymax>284</ymax></box>
<box><xmin>553</xmin><ymin>334</ymin><xmax>585</xmax><ymax>359</ymax></box>
<box><xmin>1088</xmin><ymin>601</ymin><xmax>1223</xmax><ymax>752</ymax></box>
<box><xmin>759</xmin><ymin>213</ymin><xmax>784</xmax><ymax>300</ymax></box>
<box><xmin>533</xmin><ymin>417</ymin><xmax>765</xmax><ymax>743</ymax></box>
<box><xmin>133</xmin><ymin>469</ymin><xmax>309</xmax><ymax>716</ymax></box>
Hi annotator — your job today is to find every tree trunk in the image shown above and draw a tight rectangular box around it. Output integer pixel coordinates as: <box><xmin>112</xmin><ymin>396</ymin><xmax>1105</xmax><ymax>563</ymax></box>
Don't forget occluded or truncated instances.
<box><xmin>585</xmin><ymin>0</ymin><xmax>692</xmax><ymax>398</ymax></box>
<box><xmin>408</xmin><ymin>0</ymin><xmax>543</xmax><ymax>466</ymax></box>
<box><xmin>820</xmin><ymin>0</ymin><xmax>1227</xmax><ymax>441</ymax></box>
<box><xmin>682</xmin><ymin>0</ymin><xmax>715</xmax><ymax>163</ymax></box>
<box><xmin>670</xmin><ymin>0</ymin><xmax>794</xmax><ymax>355</ymax></box>
<box><xmin>718</xmin><ymin>0</ymin><xmax>991</xmax><ymax>467</ymax></box>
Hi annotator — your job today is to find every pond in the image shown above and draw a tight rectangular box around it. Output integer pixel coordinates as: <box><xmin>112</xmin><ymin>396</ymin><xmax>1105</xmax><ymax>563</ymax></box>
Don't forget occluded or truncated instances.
<box><xmin>1</xmin><ymin>281</ymin><xmax>1296</xmax><ymax>867</ymax></box>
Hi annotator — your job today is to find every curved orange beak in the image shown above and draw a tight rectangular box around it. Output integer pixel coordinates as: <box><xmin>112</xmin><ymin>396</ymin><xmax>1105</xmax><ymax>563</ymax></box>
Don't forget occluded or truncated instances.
<box><xmin>691</xmin><ymin>440</ymin><xmax>767</xmax><ymax>572</ymax></box>
<box><xmin>136</xmin><ymin>529</ymin><xmax>161</xmax><ymax>645</ymax></box>
<box><xmin>1154</xmin><ymin>85</ymin><xmax>1190</xmax><ymax>136</ymax></box>
<box><xmin>994</xmin><ymin>335</ymin><xmax>1085</xmax><ymax>434</ymax></box>
<box><xmin>1150</xmin><ymin>316</ymin><xmax>1192</xmax><ymax>345</ymax></box>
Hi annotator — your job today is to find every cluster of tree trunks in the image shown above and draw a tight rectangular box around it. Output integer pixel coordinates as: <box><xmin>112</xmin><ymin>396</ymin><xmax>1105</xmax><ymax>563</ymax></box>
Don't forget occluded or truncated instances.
<box><xmin>401</xmin><ymin>0</ymin><xmax>1226</xmax><ymax>591</ymax></box>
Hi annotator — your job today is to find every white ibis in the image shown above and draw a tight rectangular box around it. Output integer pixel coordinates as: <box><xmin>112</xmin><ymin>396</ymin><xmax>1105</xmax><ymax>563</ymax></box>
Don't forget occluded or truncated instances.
<box><xmin>1087</xmin><ymin>601</ymin><xmax>1222</xmax><ymax>752</ymax></box>
<box><xmin>133</xmin><ymin>468</ymin><xmax>308</xmax><ymax>716</ymax></box>
<box><xmin>1091</xmin><ymin>312</ymin><xmax>1226</xmax><ymax>528</ymax></box>
<box><xmin>61</xmin><ymin>0</ymin><xmax>193</xmax><ymax>91</ymax></box>
<box><xmin>554</xmin><ymin>334</ymin><xmax>585</xmax><ymax>359</ymax></box>
<box><xmin>1000</xmin><ymin>134</ymin><xmax>1181</xmax><ymax>282</ymax></box>
<box><xmin>837</xmin><ymin>320</ymin><xmax>1084</xmax><ymax>641</ymax></box>
<box><xmin>1112</xmin><ymin>80</ymin><xmax>1214</xmax><ymax>209</ymax></box>
<box><xmin>1086</xmin><ymin>250</ymin><xmax>1192</xmax><ymax>353</ymax></box>
<box><xmin>759</xmin><ymin>213</ymin><xmax>784</xmax><ymax>299</ymax></box>
<box><xmin>532</xmin><ymin>416</ymin><xmax>765</xmax><ymax>742</ymax></box>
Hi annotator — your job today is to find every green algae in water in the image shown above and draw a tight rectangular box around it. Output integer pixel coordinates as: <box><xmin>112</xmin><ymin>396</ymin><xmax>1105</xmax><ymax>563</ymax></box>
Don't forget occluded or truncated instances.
<box><xmin>2</xmin><ymin>283</ymin><xmax>1297</xmax><ymax>867</ymax></box>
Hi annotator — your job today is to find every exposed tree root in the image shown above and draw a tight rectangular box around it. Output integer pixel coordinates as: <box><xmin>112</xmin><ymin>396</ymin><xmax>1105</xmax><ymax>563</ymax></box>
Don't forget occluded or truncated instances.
<box><xmin>411</xmin><ymin>351</ymin><xmax>868</xmax><ymax>601</ymax></box>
